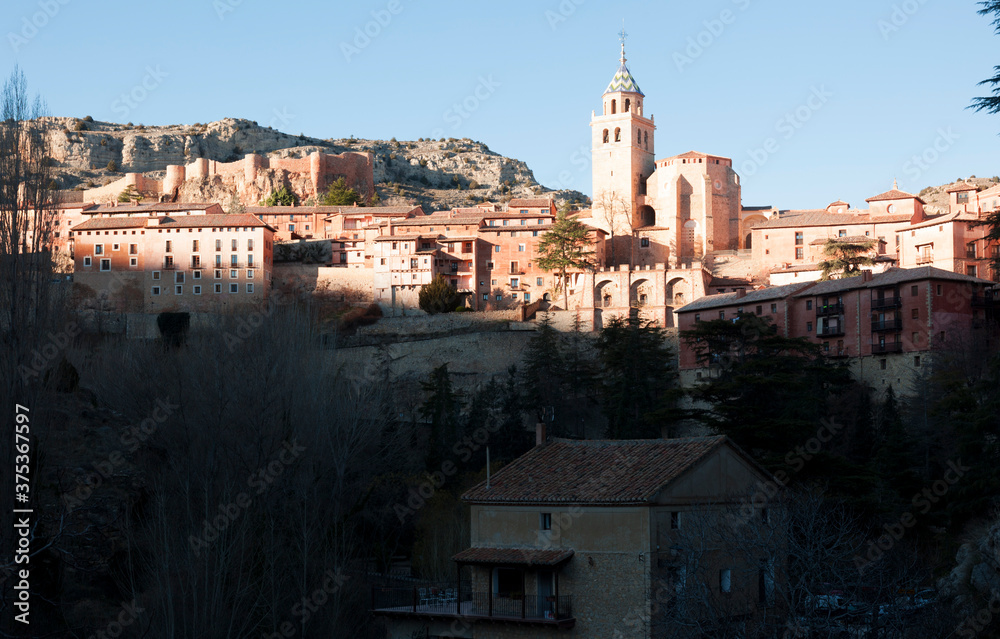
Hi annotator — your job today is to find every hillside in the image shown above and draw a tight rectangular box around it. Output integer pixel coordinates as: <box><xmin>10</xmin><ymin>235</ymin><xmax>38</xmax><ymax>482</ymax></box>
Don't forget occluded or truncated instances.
<box><xmin>919</xmin><ymin>175</ymin><xmax>1000</xmax><ymax>214</ymax></box>
<box><xmin>41</xmin><ymin>117</ymin><xmax>589</xmax><ymax>211</ymax></box>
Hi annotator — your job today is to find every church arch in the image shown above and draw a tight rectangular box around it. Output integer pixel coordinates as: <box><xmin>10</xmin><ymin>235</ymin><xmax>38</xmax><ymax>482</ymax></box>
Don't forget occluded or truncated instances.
<box><xmin>625</xmin><ymin>98</ymin><xmax>631</xmax><ymax>113</ymax></box>
<box><xmin>614</xmin><ymin>128</ymin><xmax>621</xmax><ymax>142</ymax></box>
<box><xmin>595</xmin><ymin>279</ymin><xmax>617</xmax><ymax>308</ymax></box>
<box><xmin>611</xmin><ymin>99</ymin><xmax>617</xmax><ymax>114</ymax></box>
<box><xmin>603</xmin><ymin>129</ymin><xmax>609</xmax><ymax>144</ymax></box>
<box><xmin>638</xmin><ymin>205</ymin><xmax>655</xmax><ymax>228</ymax></box>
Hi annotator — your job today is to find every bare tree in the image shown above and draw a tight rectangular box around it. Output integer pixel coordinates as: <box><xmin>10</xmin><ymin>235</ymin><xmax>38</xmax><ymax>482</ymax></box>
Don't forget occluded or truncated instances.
<box><xmin>593</xmin><ymin>189</ymin><xmax>632</xmax><ymax>268</ymax></box>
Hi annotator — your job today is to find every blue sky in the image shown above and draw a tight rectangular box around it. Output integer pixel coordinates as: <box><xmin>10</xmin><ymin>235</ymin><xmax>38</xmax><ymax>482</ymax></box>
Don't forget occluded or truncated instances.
<box><xmin>3</xmin><ymin>0</ymin><xmax>997</xmax><ymax>209</ymax></box>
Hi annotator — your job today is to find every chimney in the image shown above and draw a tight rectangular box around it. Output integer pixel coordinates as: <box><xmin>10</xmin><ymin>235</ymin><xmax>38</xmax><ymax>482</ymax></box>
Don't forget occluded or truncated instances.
<box><xmin>536</xmin><ymin>422</ymin><xmax>547</xmax><ymax>447</ymax></box>
<box><xmin>145</xmin><ymin>215</ymin><xmax>159</xmax><ymax>227</ymax></box>
<box><xmin>735</xmin><ymin>288</ymin><xmax>747</xmax><ymax>299</ymax></box>
<box><xmin>861</xmin><ymin>270</ymin><xmax>874</xmax><ymax>283</ymax></box>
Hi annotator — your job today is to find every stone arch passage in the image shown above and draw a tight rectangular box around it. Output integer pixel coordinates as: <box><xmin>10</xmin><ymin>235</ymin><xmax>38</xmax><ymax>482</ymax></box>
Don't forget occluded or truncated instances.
<box><xmin>638</xmin><ymin>205</ymin><xmax>656</xmax><ymax>228</ymax></box>
<box><xmin>595</xmin><ymin>280</ymin><xmax>617</xmax><ymax>308</ymax></box>
<box><xmin>631</xmin><ymin>278</ymin><xmax>651</xmax><ymax>307</ymax></box>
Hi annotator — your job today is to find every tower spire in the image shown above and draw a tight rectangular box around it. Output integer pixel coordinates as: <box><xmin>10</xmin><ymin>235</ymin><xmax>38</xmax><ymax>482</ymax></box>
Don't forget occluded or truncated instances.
<box><xmin>619</xmin><ymin>21</ymin><xmax>628</xmax><ymax>64</ymax></box>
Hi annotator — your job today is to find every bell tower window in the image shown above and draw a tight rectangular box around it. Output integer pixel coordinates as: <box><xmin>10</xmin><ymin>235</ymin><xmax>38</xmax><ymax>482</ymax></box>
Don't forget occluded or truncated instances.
<box><xmin>625</xmin><ymin>98</ymin><xmax>631</xmax><ymax>113</ymax></box>
<box><xmin>611</xmin><ymin>99</ymin><xmax>617</xmax><ymax>114</ymax></box>
<box><xmin>615</xmin><ymin>128</ymin><xmax>621</xmax><ymax>142</ymax></box>
<box><xmin>603</xmin><ymin>129</ymin><xmax>609</xmax><ymax>144</ymax></box>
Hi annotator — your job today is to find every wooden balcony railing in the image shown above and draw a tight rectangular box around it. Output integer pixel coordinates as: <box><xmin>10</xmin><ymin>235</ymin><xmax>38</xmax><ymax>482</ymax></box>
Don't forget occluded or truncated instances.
<box><xmin>371</xmin><ymin>586</ymin><xmax>572</xmax><ymax>623</ymax></box>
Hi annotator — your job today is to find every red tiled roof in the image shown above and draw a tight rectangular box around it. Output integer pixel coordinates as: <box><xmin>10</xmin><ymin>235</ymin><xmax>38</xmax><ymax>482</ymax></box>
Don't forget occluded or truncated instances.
<box><xmin>72</xmin><ymin>214</ymin><xmax>273</xmax><ymax>232</ymax></box>
<box><xmin>827</xmin><ymin>200</ymin><xmax>850</xmax><ymax>207</ymax></box>
<box><xmin>946</xmin><ymin>182</ymin><xmax>978</xmax><ymax>193</ymax></box>
<box><xmin>866</xmin><ymin>189</ymin><xmax>925</xmax><ymax>204</ymax></box>
<box><xmin>463</xmin><ymin>437</ymin><xmax>731</xmax><ymax>505</ymax></box>
<box><xmin>453</xmin><ymin>548</ymin><xmax>574</xmax><ymax>567</ymax></box>
<box><xmin>808</xmin><ymin>236</ymin><xmax>875</xmax><ymax>245</ymax></box>
<box><xmin>507</xmin><ymin>198</ymin><xmax>554</xmax><ymax>208</ymax></box>
<box><xmin>85</xmin><ymin>203</ymin><xmax>223</xmax><ymax>214</ymax></box>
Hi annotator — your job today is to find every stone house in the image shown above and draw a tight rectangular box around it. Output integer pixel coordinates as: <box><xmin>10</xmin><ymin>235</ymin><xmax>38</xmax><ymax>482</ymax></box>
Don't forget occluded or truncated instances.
<box><xmin>373</xmin><ymin>434</ymin><xmax>778</xmax><ymax>638</ymax></box>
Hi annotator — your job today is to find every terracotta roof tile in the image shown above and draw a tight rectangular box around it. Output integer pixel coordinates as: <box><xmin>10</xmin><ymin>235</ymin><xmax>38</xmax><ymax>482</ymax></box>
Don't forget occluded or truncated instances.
<box><xmin>946</xmin><ymin>182</ymin><xmax>978</xmax><ymax>193</ymax></box>
<box><xmin>507</xmin><ymin>198</ymin><xmax>554</xmax><ymax>208</ymax></box>
<box><xmin>463</xmin><ymin>437</ymin><xmax>728</xmax><ymax>505</ymax></box>
<box><xmin>676</xmin><ymin>282</ymin><xmax>815</xmax><ymax>313</ymax></box>
<box><xmin>72</xmin><ymin>214</ymin><xmax>273</xmax><ymax>232</ymax></box>
<box><xmin>866</xmin><ymin>189</ymin><xmax>926</xmax><ymax>204</ymax></box>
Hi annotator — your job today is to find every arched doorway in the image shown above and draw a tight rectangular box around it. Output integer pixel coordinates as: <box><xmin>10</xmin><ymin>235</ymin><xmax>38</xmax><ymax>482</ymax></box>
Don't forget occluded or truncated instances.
<box><xmin>630</xmin><ymin>279</ymin><xmax>651</xmax><ymax>307</ymax></box>
<box><xmin>595</xmin><ymin>280</ymin><xmax>616</xmax><ymax>308</ymax></box>
<box><xmin>745</xmin><ymin>233</ymin><xmax>752</xmax><ymax>250</ymax></box>
<box><xmin>638</xmin><ymin>205</ymin><xmax>656</xmax><ymax>228</ymax></box>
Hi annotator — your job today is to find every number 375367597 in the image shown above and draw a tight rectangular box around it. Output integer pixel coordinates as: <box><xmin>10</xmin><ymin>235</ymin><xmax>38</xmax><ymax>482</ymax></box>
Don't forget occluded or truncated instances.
<box><xmin>15</xmin><ymin>405</ymin><xmax>30</xmax><ymax>490</ymax></box>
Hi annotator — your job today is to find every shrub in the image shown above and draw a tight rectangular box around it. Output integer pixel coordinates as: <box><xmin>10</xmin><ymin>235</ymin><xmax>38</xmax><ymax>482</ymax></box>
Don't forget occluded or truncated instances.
<box><xmin>419</xmin><ymin>159</ymin><xmax>428</xmax><ymax>167</ymax></box>
<box><xmin>83</xmin><ymin>115</ymin><xmax>93</xmax><ymax>122</ymax></box>
<box><xmin>338</xmin><ymin>303</ymin><xmax>383</xmax><ymax>332</ymax></box>
<box><xmin>73</xmin><ymin>119</ymin><xmax>86</xmax><ymax>131</ymax></box>
<box><xmin>261</xmin><ymin>185</ymin><xmax>298</xmax><ymax>207</ymax></box>
<box><xmin>107</xmin><ymin>160</ymin><xmax>118</xmax><ymax>172</ymax></box>
<box><xmin>468</xmin><ymin>180</ymin><xmax>480</xmax><ymax>190</ymax></box>
<box><xmin>100</xmin><ymin>138</ymin><xmax>107</xmax><ymax>146</ymax></box>
<box><xmin>419</xmin><ymin>274</ymin><xmax>461</xmax><ymax>314</ymax></box>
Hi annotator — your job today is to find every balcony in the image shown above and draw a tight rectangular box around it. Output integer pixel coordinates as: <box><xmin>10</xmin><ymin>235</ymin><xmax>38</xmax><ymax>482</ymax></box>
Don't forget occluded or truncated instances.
<box><xmin>228</xmin><ymin>262</ymin><xmax>244</xmax><ymax>269</ymax></box>
<box><xmin>828</xmin><ymin>347</ymin><xmax>850</xmax><ymax>359</ymax></box>
<box><xmin>871</xmin><ymin>296</ymin><xmax>902</xmax><ymax>310</ymax></box>
<box><xmin>816</xmin><ymin>302</ymin><xmax>844</xmax><ymax>317</ymax></box>
<box><xmin>871</xmin><ymin>319</ymin><xmax>903</xmax><ymax>332</ymax></box>
<box><xmin>817</xmin><ymin>326</ymin><xmax>845</xmax><ymax>337</ymax></box>
<box><xmin>162</xmin><ymin>261</ymin><xmax>177</xmax><ymax>270</ymax></box>
<box><xmin>872</xmin><ymin>342</ymin><xmax>903</xmax><ymax>354</ymax></box>
<box><xmin>915</xmin><ymin>254</ymin><xmax>934</xmax><ymax>265</ymax></box>
<box><xmin>372</xmin><ymin>586</ymin><xmax>574</xmax><ymax>629</ymax></box>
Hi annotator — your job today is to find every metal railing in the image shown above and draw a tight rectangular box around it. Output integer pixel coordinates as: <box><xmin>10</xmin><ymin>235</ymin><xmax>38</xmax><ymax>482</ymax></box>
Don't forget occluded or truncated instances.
<box><xmin>871</xmin><ymin>297</ymin><xmax>902</xmax><ymax>310</ymax></box>
<box><xmin>371</xmin><ymin>586</ymin><xmax>572</xmax><ymax>622</ymax></box>
<box><xmin>816</xmin><ymin>303</ymin><xmax>844</xmax><ymax>317</ymax></box>
<box><xmin>871</xmin><ymin>319</ymin><xmax>903</xmax><ymax>332</ymax></box>
<box><xmin>915</xmin><ymin>254</ymin><xmax>934</xmax><ymax>265</ymax></box>
<box><xmin>872</xmin><ymin>342</ymin><xmax>903</xmax><ymax>354</ymax></box>
<box><xmin>817</xmin><ymin>326</ymin><xmax>845</xmax><ymax>337</ymax></box>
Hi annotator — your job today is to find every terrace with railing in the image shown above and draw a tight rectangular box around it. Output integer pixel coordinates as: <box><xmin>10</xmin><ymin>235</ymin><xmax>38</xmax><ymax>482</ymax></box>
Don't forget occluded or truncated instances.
<box><xmin>371</xmin><ymin>584</ymin><xmax>574</xmax><ymax>628</ymax></box>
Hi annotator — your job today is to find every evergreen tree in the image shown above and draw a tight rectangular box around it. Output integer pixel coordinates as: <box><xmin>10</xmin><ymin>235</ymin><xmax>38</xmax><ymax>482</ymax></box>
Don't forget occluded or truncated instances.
<box><xmin>682</xmin><ymin>313</ymin><xmax>854</xmax><ymax>472</ymax></box>
<box><xmin>321</xmin><ymin>177</ymin><xmax>363</xmax><ymax>206</ymax></box>
<box><xmin>419</xmin><ymin>364</ymin><xmax>463</xmax><ymax>470</ymax></box>
<box><xmin>520</xmin><ymin>313</ymin><xmax>564</xmax><ymax>421</ymax></box>
<box><xmin>595</xmin><ymin>314</ymin><xmax>681</xmax><ymax>439</ymax></box>
<box><xmin>972</xmin><ymin>1</ymin><xmax>1000</xmax><ymax>118</ymax></box>
<box><xmin>818</xmin><ymin>238</ymin><xmax>876</xmax><ymax>280</ymax></box>
<box><xmin>261</xmin><ymin>185</ymin><xmax>298</xmax><ymax>206</ymax></box>
<box><xmin>418</xmin><ymin>274</ymin><xmax>461</xmax><ymax>314</ymax></box>
<box><xmin>536</xmin><ymin>208</ymin><xmax>594</xmax><ymax>310</ymax></box>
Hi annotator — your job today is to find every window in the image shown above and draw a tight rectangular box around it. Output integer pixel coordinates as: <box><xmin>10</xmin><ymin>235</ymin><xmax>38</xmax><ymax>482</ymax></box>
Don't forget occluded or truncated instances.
<box><xmin>770</xmin><ymin>303</ymin><xmax>777</xmax><ymax>313</ymax></box>
<box><xmin>524</xmin><ymin>292</ymin><xmax>531</xmax><ymax>302</ymax></box>
<box><xmin>164</xmin><ymin>241</ymin><xmax>171</xmax><ymax>253</ymax></box>
<box><xmin>129</xmin><ymin>244</ymin><xmax>138</xmax><ymax>255</ymax></box>
<box><xmin>936</xmin><ymin>284</ymin><xmax>942</xmax><ymax>296</ymax></box>
<box><xmin>216</xmin><ymin>239</ymin><xmax>222</xmax><ymax>251</ymax></box>
<box><xmin>795</xmin><ymin>248</ymin><xmax>804</xmax><ymax>259</ymax></box>
<box><xmin>175</xmin><ymin>285</ymin><xmax>183</xmax><ymax>295</ymax></box>
<box><xmin>838</xmin><ymin>229</ymin><xmax>847</xmax><ymax>237</ymax></box>
<box><xmin>510</xmin><ymin>278</ymin><xmax>520</xmax><ymax>288</ymax></box>
<box><xmin>640</xmin><ymin>237</ymin><xmax>650</xmax><ymax>248</ymax></box>
<box><xmin>912</xmin><ymin>331</ymin><xmax>919</xmax><ymax>344</ymax></box>
<box><xmin>518</xmin><ymin>244</ymin><xmax>525</xmax><ymax>252</ymax></box>
<box><xmin>495</xmin><ymin>294</ymin><xmax>502</xmax><ymax>301</ymax></box>
<box><xmin>231</xmin><ymin>239</ymin><xmax>238</xmax><ymax>251</ymax></box>
<box><xmin>911</xmin><ymin>308</ymin><xmax>919</xmax><ymax>319</ymax></box>
<box><xmin>246</xmin><ymin>283</ymin><xmax>254</xmax><ymax>293</ymax></box>
<box><xmin>230</xmin><ymin>283</ymin><xmax>238</xmax><ymax>293</ymax></box>
<box><xmin>100</xmin><ymin>258</ymin><xmax>110</xmax><ymax>271</ymax></box>
<box><xmin>112</xmin><ymin>243</ymin><xmax>120</xmax><ymax>251</ymax></box>
<box><xmin>756</xmin><ymin>305</ymin><xmax>762</xmax><ymax>315</ymax></box>
<box><xmin>536</xmin><ymin>277</ymin><xmax>544</xmax><ymax>286</ymax></box>
<box><xmin>720</xmin><ymin>569</ymin><xmax>732</xmax><ymax>594</ymax></box>
<box><xmin>880</xmin><ymin>359</ymin><xmax>887</xmax><ymax>370</ymax></box>
<box><xmin>914</xmin><ymin>356</ymin><xmax>921</xmax><ymax>367</ymax></box>
<box><xmin>512</xmin><ymin>293</ymin><xmax>519</xmax><ymax>300</ymax></box>
<box><xmin>151</xmin><ymin>286</ymin><xmax>160</xmax><ymax>296</ymax></box>
<box><xmin>230</xmin><ymin>270</ymin><xmax>238</xmax><ymax>279</ymax></box>
<box><xmin>129</xmin><ymin>257</ymin><xmax>137</xmax><ymax>267</ymax></box>
<box><xmin>671</xmin><ymin>511</ymin><xmax>681</xmax><ymax>530</ymax></box>
<box><xmin>806</xmin><ymin>322</ymin><xmax>813</xmax><ymax>332</ymax></box>
<box><xmin>83</xmin><ymin>256</ymin><xmax>91</xmax><ymax>267</ymax></box>
<box><xmin>248</xmin><ymin>255</ymin><xmax>255</xmax><ymax>267</ymax></box>
<box><xmin>192</xmin><ymin>240</ymin><xmax>199</xmax><ymax>252</ymax></box>
<box><xmin>247</xmin><ymin>270</ymin><xmax>254</xmax><ymax>279</ymax></box>
<box><xmin>494</xmin><ymin>246</ymin><xmax>501</xmax><ymax>253</ymax></box>
<box><xmin>94</xmin><ymin>244</ymin><xmax>104</xmax><ymax>255</ymax></box>
<box><xmin>967</xmin><ymin>265</ymin><xmax>978</xmax><ymax>277</ymax></box>
<box><xmin>380</xmin><ymin>258</ymin><xmax>386</xmax><ymax>266</ymax></box>
<box><xmin>214</xmin><ymin>283</ymin><xmax>222</xmax><ymax>293</ymax></box>
<box><xmin>152</xmin><ymin>271</ymin><xmax>160</xmax><ymax>280</ymax></box>
<box><xmin>795</xmin><ymin>232</ymin><xmax>803</xmax><ymax>246</ymax></box>
<box><xmin>247</xmin><ymin>238</ymin><xmax>254</xmax><ymax>251</ymax></box>
<box><xmin>214</xmin><ymin>269</ymin><xmax>222</xmax><ymax>279</ymax></box>
<box><xmin>175</xmin><ymin>272</ymin><xmax>185</xmax><ymax>284</ymax></box>
<box><xmin>193</xmin><ymin>285</ymin><xmax>201</xmax><ymax>295</ymax></box>
<box><xmin>483</xmin><ymin>294</ymin><xmax>488</xmax><ymax>301</ymax></box>
<box><xmin>911</xmin><ymin>285</ymin><xmax>918</xmax><ymax>296</ymax></box>
<box><xmin>719</xmin><ymin>311</ymin><xmax>725</xmax><ymax>320</ymax></box>
<box><xmin>806</xmin><ymin>300</ymin><xmax>813</xmax><ymax>310</ymax></box>
<box><xmin>694</xmin><ymin>314</ymin><xmax>700</xmax><ymax>322</ymax></box>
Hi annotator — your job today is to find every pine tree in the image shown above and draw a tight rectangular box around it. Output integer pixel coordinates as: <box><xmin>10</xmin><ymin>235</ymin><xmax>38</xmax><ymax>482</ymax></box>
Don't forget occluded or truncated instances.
<box><xmin>419</xmin><ymin>364</ymin><xmax>463</xmax><ymax>470</ymax></box>
<box><xmin>818</xmin><ymin>238</ymin><xmax>876</xmax><ymax>280</ymax></box>
<box><xmin>419</xmin><ymin>274</ymin><xmax>461</xmax><ymax>314</ymax></box>
<box><xmin>321</xmin><ymin>177</ymin><xmax>363</xmax><ymax>206</ymax></box>
<box><xmin>536</xmin><ymin>208</ymin><xmax>594</xmax><ymax>310</ymax></box>
<box><xmin>520</xmin><ymin>313</ymin><xmax>564</xmax><ymax>421</ymax></box>
<box><xmin>972</xmin><ymin>1</ymin><xmax>1000</xmax><ymax>117</ymax></box>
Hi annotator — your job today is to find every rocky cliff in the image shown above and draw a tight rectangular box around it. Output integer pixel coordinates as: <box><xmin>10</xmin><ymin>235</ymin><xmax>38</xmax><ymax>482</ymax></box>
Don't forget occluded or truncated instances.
<box><xmin>43</xmin><ymin>117</ymin><xmax>588</xmax><ymax>211</ymax></box>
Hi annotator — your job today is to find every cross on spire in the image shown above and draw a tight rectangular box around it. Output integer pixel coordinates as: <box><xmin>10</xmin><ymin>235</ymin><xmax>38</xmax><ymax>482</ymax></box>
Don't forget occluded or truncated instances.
<box><xmin>619</xmin><ymin>21</ymin><xmax>628</xmax><ymax>63</ymax></box>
